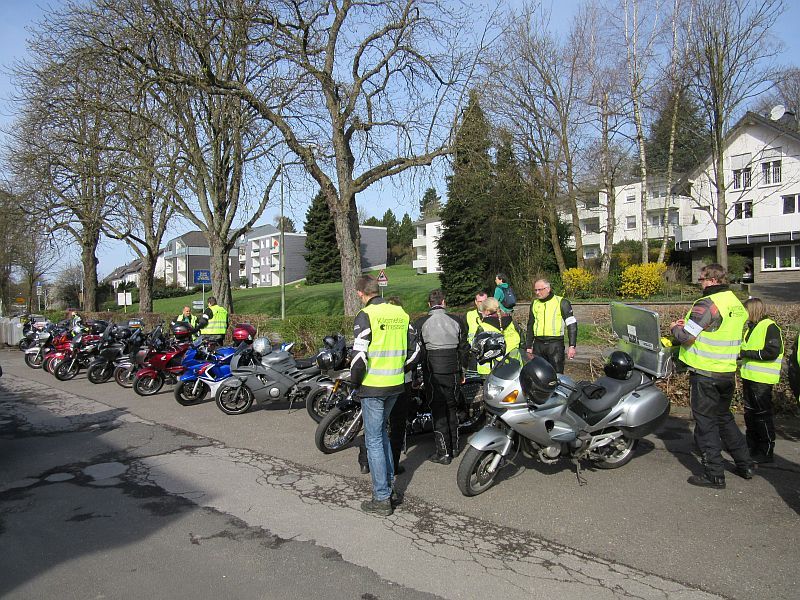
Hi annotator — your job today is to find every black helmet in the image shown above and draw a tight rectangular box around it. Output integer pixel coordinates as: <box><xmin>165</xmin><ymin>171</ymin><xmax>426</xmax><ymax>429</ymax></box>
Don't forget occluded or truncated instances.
<box><xmin>604</xmin><ymin>351</ymin><xmax>635</xmax><ymax>380</ymax></box>
<box><xmin>520</xmin><ymin>357</ymin><xmax>558</xmax><ymax>405</ymax></box>
<box><xmin>316</xmin><ymin>348</ymin><xmax>335</xmax><ymax>370</ymax></box>
<box><xmin>323</xmin><ymin>335</ymin><xmax>337</xmax><ymax>348</ymax></box>
<box><xmin>472</xmin><ymin>331</ymin><xmax>506</xmax><ymax>364</ymax></box>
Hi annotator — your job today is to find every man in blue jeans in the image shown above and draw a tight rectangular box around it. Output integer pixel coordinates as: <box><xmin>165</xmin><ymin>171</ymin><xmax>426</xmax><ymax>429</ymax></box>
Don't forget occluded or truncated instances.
<box><xmin>351</xmin><ymin>275</ymin><xmax>419</xmax><ymax>516</ymax></box>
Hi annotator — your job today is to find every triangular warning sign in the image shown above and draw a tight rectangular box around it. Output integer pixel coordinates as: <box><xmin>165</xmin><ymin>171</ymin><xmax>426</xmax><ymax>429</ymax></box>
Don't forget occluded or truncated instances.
<box><xmin>377</xmin><ymin>270</ymin><xmax>388</xmax><ymax>283</ymax></box>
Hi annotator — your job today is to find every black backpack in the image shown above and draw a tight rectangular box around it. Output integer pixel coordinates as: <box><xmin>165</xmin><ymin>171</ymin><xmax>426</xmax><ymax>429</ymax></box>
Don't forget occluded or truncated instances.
<box><xmin>501</xmin><ymin>286</ymin><xmax>517</xmax><ymax>309</ymax></box>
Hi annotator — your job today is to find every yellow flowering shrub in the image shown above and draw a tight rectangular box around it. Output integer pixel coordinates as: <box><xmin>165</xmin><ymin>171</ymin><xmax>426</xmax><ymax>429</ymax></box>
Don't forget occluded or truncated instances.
<box><xmin>562</xmin><ymin>267</ymin><xmax>595</xmax><ymax>298</ymax></box>
<box><xmin>618</xmin><ymin>262</ymin><xmax>667</xmax><ymax>298</ymax></box>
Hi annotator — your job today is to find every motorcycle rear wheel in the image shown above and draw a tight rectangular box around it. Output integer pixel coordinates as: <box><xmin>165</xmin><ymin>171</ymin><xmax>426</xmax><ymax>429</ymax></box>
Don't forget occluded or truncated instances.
<box><xmin>592</xmin><ymin>435</ymin><xmax>638</xmax><ymax>469</ymax></box>
<box><xmin>44</xmin><ymin>357</ymin><xmax>61</xmax><ymax>374</ymax></box>
<box><xmin>314</xmin><ymin>406</ymin><xmax>362</xmax><ymax>454</ymax></box>
<box><xmin>215</xmin><ymin>383</ymin><xmax>254</xmax><ymax>415</ymax></box>
<box><xmin>306</xmin><ymin>386</ymin><xmax>337</xmax><ymax>423</ymax></box>
<box><xmin>114</xmin><ymin>366</ymin><xmax>136</xmax><ymax>388</ymax></box>
<box><xmin>456</xmin><ymin>446</ymin><xmax>501</xmax><ymax>497</ymax></box>
<box><xmin>55</xmin><ymin>360</ymin><xmax>80</xmax><ymax>381</ymax></box>
<box><xmin>24</xmin><ymin>351</ymin><xmax>44</xmax><ymax>369</ymax></box>
<box><xmin>134</xmin><ymin>373</ymin><xmax>164</xmax><ymax>396</ymax></box>
<box><xmin>174</xmin><ymin>381</ymin><xmax>209</xmax><ymax>406</ymax></box>
<box><xmin>87</xmin><ymin>363</ymin><xmax>113</xmax><ymax>384</ymax></box>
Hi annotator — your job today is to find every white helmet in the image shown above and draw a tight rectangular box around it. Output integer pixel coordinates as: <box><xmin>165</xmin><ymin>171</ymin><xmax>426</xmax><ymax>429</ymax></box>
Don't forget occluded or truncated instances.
<box><xmin>252</xmin><ymin>337</ymin><xmax>272</xmax><ymax>355</ymax></box>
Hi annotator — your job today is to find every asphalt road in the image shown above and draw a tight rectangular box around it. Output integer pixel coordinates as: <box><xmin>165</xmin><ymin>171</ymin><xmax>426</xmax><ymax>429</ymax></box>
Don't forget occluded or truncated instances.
<box><xmin>1</xmin><ymin>349</ymin><xmax>798</xmax><ymax>599</ymax></box>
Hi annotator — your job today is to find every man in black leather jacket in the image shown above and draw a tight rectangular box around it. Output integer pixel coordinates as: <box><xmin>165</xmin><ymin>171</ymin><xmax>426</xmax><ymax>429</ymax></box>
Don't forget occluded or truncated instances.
<box><xmin>414</xmin><ymin>289</ymin><xmax>468</xmax><ymax>464</ymax></box>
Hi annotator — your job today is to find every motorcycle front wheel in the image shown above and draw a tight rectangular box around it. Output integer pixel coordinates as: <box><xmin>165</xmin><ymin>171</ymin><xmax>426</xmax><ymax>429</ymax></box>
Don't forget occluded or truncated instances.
<box><xmin>44</xmin><ymin>357</ymin><xmax>61</xmax><ymax>374</ymax></box>
<box><xmin>306</xmin><ymin>386</ymin><xmax>337</xmax><ymax>423</ymax></box>
<box><xmin>457</xmin><ymin>446</ymin><xmax>501</xmax><ymax>497</ymax></box>
<box><xmin>134</xmin><ymin>373</ymin><xmax>164</xmax><ymax>396</ymax></box>
<box><xmin>87</xmin><ymin>362</ymin><xmax>113</xmax><ymax>384</ymax></box>
<box><xmin>24</xmin><ymin>351</ymin><xmax>44</xmax><ymax>369</ymax></box>
<box><xmin>174</xmin><ymin>380</ymin><xmax>209</xmax><ymax>406</ymax></box>
<box><xmin>215</xmin><ymin>383</ymin><xmax>254</xmax><ymax>415</ymax></box>
<box><xmin>55</xmin><ymin>360</ymin><xmax>80</xmax><ymax>381</ymax></box>
<box><xmin>314</xmin><ymin>406</ymin><xmax>362</xmax><ymax>454</ymax></box>
<box><xmin>592</xmin><ymin>435</ymin><xmax>638</xmax><ymax>469</ymax></box>
<box><xmin>114</xmin><ymin>365</ymin><xmax>136</xmax><ymax>388</ymax></box>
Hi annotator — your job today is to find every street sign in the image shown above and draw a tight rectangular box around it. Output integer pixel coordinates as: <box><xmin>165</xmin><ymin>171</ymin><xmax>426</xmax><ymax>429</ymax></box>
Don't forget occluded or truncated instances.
<box><xmin>193</xmin><ymin>269</ymin><xmax>212</xmax><ymax>285</ymax></box>
<box><xmin>192</xmin><ymin>300</ymin><xmax>204</xmax><ymax>310</ymax></box>
<box><xmin>36</xmin><ymin>283</ymin><xmax>43</xmax><ymax>295</ymax></box>
<box><xmin>377</xmin><ymin>270</ymin><xmax>389</xmax><ymax>287</ymax></box>
<box><xmin>117</xmin><ymin>292</ymin><xmax>132</xmax><ymax>306</ymax></box>
<box><xmin>14</xmin><ymin>297</ymin><xmax>25</xmax><ymax>305</ymax></box>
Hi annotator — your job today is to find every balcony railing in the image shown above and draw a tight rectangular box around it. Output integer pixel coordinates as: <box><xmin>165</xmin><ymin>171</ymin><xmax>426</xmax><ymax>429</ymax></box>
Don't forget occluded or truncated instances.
<box><xmin>412</xmin><ymin>237</ymin><xmax>427</xmax><ymax>248</ymax></box>
<box><xmin>412</xmin><ymin>259</ymin><xmax>427</xmax><ymax>269</ymax></box>
<box><xmin>675</xmin><ymin>212</ymin><xmax>800</xmax><ymax>244</ymax></box>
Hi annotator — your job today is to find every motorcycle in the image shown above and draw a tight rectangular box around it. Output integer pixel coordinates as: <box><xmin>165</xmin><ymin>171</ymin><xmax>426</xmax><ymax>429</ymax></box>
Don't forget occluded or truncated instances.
<box><xmin>18</xmin><ymin>316</ymin><xmax>49</xmax><ymax>351</ymax></box>
<box><xmin>43</xmin><ymin>328</ymin><xmax>75</xmax><ymax>374</ymax></box>
<box><xmin>113</xmin><ymin>325</ymin><xmax>166</xmax><ymax>388</ymax></box>
<box><xmin>303</xmin><ymin>334</ymin><xmax>353</xmax><ymax>422</ymax></box>
<box><xmin>87</xmin><ymin>325</ymin><xmax>141</xmax><ymax>384</ymax></box>
<box><xmin>23</xmin><ymin>323</ymin><xmax>62</xmax><ymax>369</ymax></box>
<box><xmin>53</xmin><ymin>321</ymin><xmax>107</xmax><ymax>381</ymax></box>
<box><xmin>174</xmin><ymin>342</ymin><xmax>239</xmax><ymax>406</ymax></box>
<box><xmin>456</xmin><ymin>303</ymin><xmax>673</xmax><ymax>497</ymax></box>
<box><xmin>132</xmin><ymin>322</ymin><xmax>195</xmax><ymax>396</ymax></box>
<box><xmin>213</xmin><ymin>337</ymin><xmax>325</xmax><ymax>415</ymax></box>
<box><xmin>313</xmin><ymin>366</ymin><xmax>486</xmax><ymax>454</ymax></box>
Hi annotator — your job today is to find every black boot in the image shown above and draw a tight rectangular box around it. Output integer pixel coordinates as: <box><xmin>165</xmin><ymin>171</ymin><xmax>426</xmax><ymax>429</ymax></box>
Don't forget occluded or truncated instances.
<box><xmin>428</xmin><ymin>432</ymin><xmax>452</xmax><ymax>464</ymax></box>
<box><xmin>358</xmin><ymin>443</ymin><xmax>370</xmax><ymax>474</ymax></box>
<box><xmin>687</xmin><ymin>473</ymin><xmax>726</xmax><ymax>489</ymax></box>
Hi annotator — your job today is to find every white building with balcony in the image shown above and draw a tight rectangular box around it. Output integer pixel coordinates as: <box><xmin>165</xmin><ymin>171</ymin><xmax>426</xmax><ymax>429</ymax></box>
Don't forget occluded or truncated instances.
<box><xmin>412</xmin><ymin>218</ymin><xmax>443</xmax><ymax>274</ymax></box>
<box><xmin>675</xmin><ymin>109</ymin><xmax>800</xmax><ymax>284</ymax></box>
<box><xmin>575</xmin><ymin>178</ymin><xmax>693</xmax><ymax>260</ymax></box>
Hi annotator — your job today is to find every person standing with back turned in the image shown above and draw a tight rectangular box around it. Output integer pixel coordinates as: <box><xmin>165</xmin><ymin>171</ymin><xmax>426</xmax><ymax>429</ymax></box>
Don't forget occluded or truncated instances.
<box><xmin>740</xmin><ymin>297</ymin><xmax>783</xmax><ymax>464</ymax></box>
<box><xmin>670</xmin><ymin>263</ymin><xmax>752</xmax><ymax>489</ymax></box>
<box><xmin>351</xmin><ymin>275</ymin><xmax>417</xmax><ymax>516</ymax></box>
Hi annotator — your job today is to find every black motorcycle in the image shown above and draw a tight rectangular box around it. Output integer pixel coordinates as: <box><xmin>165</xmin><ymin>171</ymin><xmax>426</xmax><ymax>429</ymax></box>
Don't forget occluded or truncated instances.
<box><xmin>113</xmin><ymin>325</ymin><xmax>164</xmax><ymax>388</ymax></box>
<box><xmin>87</xmin><ymin>324</ymin><xmax>142</xmax><ymax>384</ymax></box>
<box><xmin>313</xmin><ymin>367</ymin><xmax>485</xmax><ymax>454</ymax></box>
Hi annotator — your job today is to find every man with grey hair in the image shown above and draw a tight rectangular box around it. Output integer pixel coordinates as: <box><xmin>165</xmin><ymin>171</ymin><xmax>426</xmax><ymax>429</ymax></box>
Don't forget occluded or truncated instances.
<box><xmin>525</xmin><ymin>279</ymin><xmax>577</xmax><ymax>373</ymax></box>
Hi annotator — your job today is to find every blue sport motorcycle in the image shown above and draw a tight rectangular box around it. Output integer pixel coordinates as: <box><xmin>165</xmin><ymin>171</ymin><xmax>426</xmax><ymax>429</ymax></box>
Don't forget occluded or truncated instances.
<box><xmin>173</xmin><ymin>342</ymin><xmax>239</xmax><ymax>406</ymax></box>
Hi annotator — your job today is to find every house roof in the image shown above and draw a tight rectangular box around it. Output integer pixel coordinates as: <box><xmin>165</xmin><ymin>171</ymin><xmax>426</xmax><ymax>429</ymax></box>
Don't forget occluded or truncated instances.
<box><xmin>688</xmin><ymin>110</ymin><xmax>800</xmax><ymax>180</ymax></box>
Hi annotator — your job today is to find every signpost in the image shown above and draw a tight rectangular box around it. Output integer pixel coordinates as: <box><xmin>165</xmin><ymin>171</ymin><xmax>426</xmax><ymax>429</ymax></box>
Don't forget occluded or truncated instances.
<box><xmin>193</xmin><ymin>269</ymin><xmax>212</xmax><ymax>307</ymax></box>
<box><xmin>117</xmin><ymin>292</ymin><xmax>133</xmax><ymax>313</ymax></box>
<box><xmin>192</xmin><ymin>300</ymin><xmax>204</xmax><ymax>310</ymax></box>
<box><xmin>376</xmin><ymin>270</ymin><xmax>388</xmax><ymax>296</ymax></box>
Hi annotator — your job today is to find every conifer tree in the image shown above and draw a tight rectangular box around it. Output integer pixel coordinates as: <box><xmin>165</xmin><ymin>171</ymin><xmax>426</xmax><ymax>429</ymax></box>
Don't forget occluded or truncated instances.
<box><xmin>303</xmin><ymin>191</ymin><xmax>341</xmax><ymax>284</ymax></box>
<box><xmin>645</xmin><ymin>90</ymin><xmax>711</xmax><ymax>176</ymax></box>
<box><xmin>420</xmin><ymin>188</ymin><xmax>441</xmax><ymax>218</ymax></box>
<box><xmin>439</xmin><ymin>90</ymin><xmax>492</xmax><ymax>305</ymax></box>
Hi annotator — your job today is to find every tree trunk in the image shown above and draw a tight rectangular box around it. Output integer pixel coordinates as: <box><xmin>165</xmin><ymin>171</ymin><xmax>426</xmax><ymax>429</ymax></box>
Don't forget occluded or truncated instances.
<box><xmin>138</xmin><ymin>253</ymin><xmax>155</xmax><ymax>313</ymax></box>
<box><xmin>329</xmin><ymin>187</ymin><xmax>363</xmax><ymax>316</ymax></box>
<box><xmin>658</xmin><ymin>88</ymin><xmax>680</xmax><ymax>264</ymax></box>
<box><xmin>713</xmin><ymin>131</ymin><xmax>728</xmax><ymax>269</ymax></box>
<box><xmin>81</xmin><ymin>232</ymin><xmax>100</xmax><ymax>312</ymax></box>
<box><xmin>544</xmin><ymin>200</ymin><xmax>567</xmax><ymax>274</ymax></box>
<box><xmin>209</xmin><ymin>237</ymin><xmax>234</xmax><ymax>313</ymax></box>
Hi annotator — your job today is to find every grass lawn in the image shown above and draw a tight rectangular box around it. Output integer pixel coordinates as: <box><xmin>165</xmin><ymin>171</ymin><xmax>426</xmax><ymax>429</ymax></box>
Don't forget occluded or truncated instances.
<box><xmin>136</xmin><ymin>265</ymin><xmax>443</xmax><ymax>317</ymax></box>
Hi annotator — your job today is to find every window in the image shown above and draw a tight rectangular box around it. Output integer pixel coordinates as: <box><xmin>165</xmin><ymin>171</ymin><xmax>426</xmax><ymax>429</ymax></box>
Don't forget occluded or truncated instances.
<box><xmin>584</xmin><ymin>197</ymin><xmax>600</xmax><ymax>209</ymax></box>
<box><xmin>625</xmin><ymin>215</ymin><xmax>637</xmax><ymax>229</ymax></box>
<box><xmin>761</xmin><ymin>161</ymin><xmax>781</xmax><ymax>185</ymax></box>
<box><xmin>583</xmin><ymin>245</ymin><xmax>601</xmax><ymax>259</ymax></box>
<box><xmin>733</xmin><ymin>201</ymin><xmax>752</xmax><ymax>220</ymax></box>
<box><xmin>783</xmin><ymin>195</ymin><xmax>798</xmax><ymax>214</ymax></box>
<box><xmin>762</xmin><ymin>244</ymin><xmax>800</xmax><ymax>270</ymax></box>
<box><xmin>733</xmin><ymin>168</ymin><xmax>751</xmax><ymax>190</ymax></box>
<box><xmin>649</xmin><ymin>214</ymin><xmax>662</xmax><ymax>227</ymax></box>
<box><xmin>582</xmin><ymin>218</ymin><xmax>600</xmax><ymax>234</ymax></box>
<box><xmin>625</xmin><ymin>194</ymin><xmax>635</xmax><ymax>203</ymax></box>
<box><xmin>668</xmin><ymin>211</ymin><xmax>679</xmax><ymax>226</ymax></box>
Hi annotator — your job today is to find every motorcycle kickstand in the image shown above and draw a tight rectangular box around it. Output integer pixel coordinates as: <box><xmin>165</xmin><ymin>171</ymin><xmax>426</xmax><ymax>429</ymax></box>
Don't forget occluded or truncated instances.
<box><xmin>571</xmin><ymin>457</ymin><xmax>588</xmax><ymax>487</ymax></box>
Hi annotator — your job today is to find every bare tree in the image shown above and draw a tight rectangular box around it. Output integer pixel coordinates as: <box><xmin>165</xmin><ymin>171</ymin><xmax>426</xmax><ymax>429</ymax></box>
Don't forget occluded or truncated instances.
<box><xmin>8</xmin><ymin>31</ymin><xmax>119</xmax><ymax>312</ymax></box>
<box><xmin>687</xmin><ymin>0</ymin><xmax>784</xmax><ymax>268</ymax></box>
<box><xmin>0</xmin><ymin>187</ymin><xmax>24</xmax><ymax>314</ymax></box>
<box><xmin>490</xmin><ymin>1</ymin><xmax>589</xmax><ymax>273</ymax></box>
<box><xmin>16</xmin><ymin>230</ymin><xmax>60</xmax><ymax>313</ymax></box>
<box><xmin>81</xmin><ymin>0</ymin><xmax>492</xmax><ymax>315</ymax></box>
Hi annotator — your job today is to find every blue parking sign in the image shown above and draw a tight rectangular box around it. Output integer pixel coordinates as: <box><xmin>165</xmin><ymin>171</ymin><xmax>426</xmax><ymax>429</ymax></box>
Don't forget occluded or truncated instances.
<box><xmin>193</xmin><ymin>269</ymin><xmax>212</xmax><ymax>284</ymax></box>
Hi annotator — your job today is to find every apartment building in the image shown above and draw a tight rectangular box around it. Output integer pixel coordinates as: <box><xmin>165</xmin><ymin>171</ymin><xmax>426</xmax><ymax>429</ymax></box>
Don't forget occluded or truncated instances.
<box><xmin>575</xmin><ymin>178</ymin><xmax>693</xmax><ymax>260</ymax></box>
<box><xmin>675</xmin><ymin>109</ymin><xmax>800</xmax><ymax>284</ymax></box>
<box><xmin>412</xmin><ymin>217</ymin><xmax>443</xmax><ymax>274</ymax></box>
<box><xmin>237</xmin><ymin>224</ymin><xmax>388</xmax><ymax>287</ymax></box>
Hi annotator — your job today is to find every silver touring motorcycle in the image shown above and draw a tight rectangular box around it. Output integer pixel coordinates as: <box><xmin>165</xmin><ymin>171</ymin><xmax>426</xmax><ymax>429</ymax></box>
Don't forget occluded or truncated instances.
<box><xmin>457</xmin><ymin>303</ymin><xmax>675</xmax><ymax>496</ymax></box>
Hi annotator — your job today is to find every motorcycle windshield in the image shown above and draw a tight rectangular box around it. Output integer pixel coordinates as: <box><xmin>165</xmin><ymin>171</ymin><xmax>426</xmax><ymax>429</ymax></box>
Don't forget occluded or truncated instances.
<box><xmin>491</xmin><ymin>349</ymin><xmax>525</xmax><ymax>381</ymax></box>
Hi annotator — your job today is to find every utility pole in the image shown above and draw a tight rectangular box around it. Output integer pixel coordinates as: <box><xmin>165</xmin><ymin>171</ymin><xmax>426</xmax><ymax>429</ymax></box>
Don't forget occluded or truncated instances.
<box><xmin>280</xmin><ymin>162</ymin><xmax>286</xmax><ymax>321</ymax></box>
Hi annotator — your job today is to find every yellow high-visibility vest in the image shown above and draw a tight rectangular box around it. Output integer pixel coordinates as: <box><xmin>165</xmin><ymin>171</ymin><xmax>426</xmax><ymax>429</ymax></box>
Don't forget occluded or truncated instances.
<box><xmin>361</xmin><ymin>303</ymin><xmax>409</xmax><ymax>388</ymax></box>
<box><xmin>530</xmin><ymin>296</ymin><xmax>564</xmax><ymax>337</ymax></box>
<box><xmin>740</xmin><ymin>318</ymin><xmax>783</xmax><ymax>384</ymax></box>
<box><xmin>679</xmin><ymin>291</ymin><xmax>747</xmax><ymax>373</ymax></box>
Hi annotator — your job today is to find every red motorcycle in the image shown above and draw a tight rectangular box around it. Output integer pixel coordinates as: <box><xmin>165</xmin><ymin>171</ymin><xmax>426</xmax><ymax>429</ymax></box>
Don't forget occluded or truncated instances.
<box><xmin>53</xmin><ymin>322</ymin><xmax>107</xmax><ymax>381</ymax></box>
<box><xmin>132</xmin><ymin>322</ymin><xmax>195</xmax><ymax>396</ymax></box>
<box><xmin>43</xmin><ymin>329</ymin><xmax>77</xmax><ymax>374</ymax></box>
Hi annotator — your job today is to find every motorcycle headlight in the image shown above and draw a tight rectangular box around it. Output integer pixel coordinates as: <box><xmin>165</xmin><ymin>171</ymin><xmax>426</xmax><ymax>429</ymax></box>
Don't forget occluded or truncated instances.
<box><xmin>486</xmin><ymin>381</ymin><xmax>505</xmax><ymax>401</ymax></box>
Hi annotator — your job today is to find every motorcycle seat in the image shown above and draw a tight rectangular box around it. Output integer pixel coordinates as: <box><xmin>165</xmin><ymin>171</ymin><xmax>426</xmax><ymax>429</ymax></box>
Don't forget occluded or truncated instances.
<box><xmin>575</xmin><ymin>375</ymin><xmax>643</xmax><ymax>414</ymax></box>
<box><xmin>294</xmin><ymin>356</ymin><xmax>317</xmax><ymax>369</ymax></box>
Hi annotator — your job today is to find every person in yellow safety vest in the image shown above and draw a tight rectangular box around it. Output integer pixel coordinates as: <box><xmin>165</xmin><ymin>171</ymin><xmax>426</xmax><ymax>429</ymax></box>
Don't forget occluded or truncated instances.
<box><xmin>199</xmin><ymin>296</ymin><xmax>228</xmax><ymax>344</ymax></box>
<box><xmin>351</xmin><ymin>275</ymin><xmax>421</xmax><ymax>517</ymax></box>
<box><xmin>475</xmin><ymin>297</ymin><xmax>523</xmax><ymax>376</ymax></box>
<box><xmin>525</xmin><ymin>278</ymin><xmax>577</xmax><ymax>374</ymax></box>
<box><xmin>670</xmin><ymin>263</ymin><xmax>753</xmax><ymax>489</ymax></box>
<box><xmin>466</xmin><ymin>292</ymin><xmax>489</xmax><ymax>345</ymax></box>
<box><xmin>740</xmin><ymin>298</ymin><xmax>783</xmax><ymax>464</ymax></box>
<box><xmin>176</xmin><ymin>306</ymin><xmax>199</xmax><ymax>340</ymax></box>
